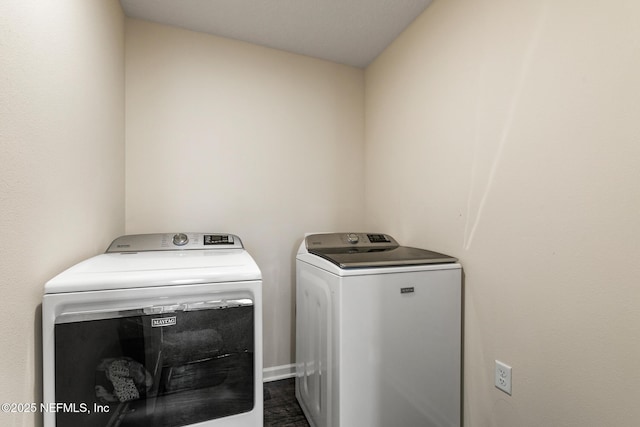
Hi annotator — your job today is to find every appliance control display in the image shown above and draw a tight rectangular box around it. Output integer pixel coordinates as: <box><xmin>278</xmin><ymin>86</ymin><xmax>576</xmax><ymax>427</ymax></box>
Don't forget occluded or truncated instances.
<box><xmin>204</xmin><ymin>234</ymin><xmax>233</xmax><ymax>245</ymax></box>
<box><xmin>367</xmin><ymin>234</ymin><xmax>391</xmax><ymax>243</ymax></box>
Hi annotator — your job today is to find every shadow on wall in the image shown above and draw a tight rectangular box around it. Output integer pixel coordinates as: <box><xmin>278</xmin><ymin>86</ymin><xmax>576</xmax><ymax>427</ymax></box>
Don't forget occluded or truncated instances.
<box><xmin>289</xmin><ymin>236</ymin><xmax>304</xmax><ymax>363</ymax></box>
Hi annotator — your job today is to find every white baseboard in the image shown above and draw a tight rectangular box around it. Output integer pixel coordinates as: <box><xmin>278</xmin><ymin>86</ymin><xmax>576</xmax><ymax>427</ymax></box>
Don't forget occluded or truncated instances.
<box><xmin>263</xmin><ymin>363</ymin><xmax>296</xmax><ymax>382</ymax></box>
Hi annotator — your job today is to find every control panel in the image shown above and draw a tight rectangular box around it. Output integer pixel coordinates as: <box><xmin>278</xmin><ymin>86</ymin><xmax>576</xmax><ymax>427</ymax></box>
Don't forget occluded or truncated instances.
<box><xmin>305</xmin><ymin>232</ymin><xmax>398</xmax><ymax>250</ymax></box>
<box><xmin>106</xmin><ymin>233</ymin><xmax>243</xmax><ymax>252</ymax></box>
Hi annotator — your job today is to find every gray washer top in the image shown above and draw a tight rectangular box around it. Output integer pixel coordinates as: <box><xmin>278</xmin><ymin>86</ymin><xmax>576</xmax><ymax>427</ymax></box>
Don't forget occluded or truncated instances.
<box><xmin>305</xmin><ymin>232</ymin><xmax>457</xmax><ymax>269</ymax></box>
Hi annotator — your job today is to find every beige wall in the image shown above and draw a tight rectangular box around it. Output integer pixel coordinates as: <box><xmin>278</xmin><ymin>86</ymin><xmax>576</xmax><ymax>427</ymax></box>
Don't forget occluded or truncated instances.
<box><xmin>124</xmin><ymin>19</ymin><xmax>365</xmax><ymax>369</ymax></box>
<box><xmin>3</xmin><ymin>1</ymin><xmax>638</xmax><ymax>425</ymax></box>
<box><xmin>0</xmin><ymin>0</ymin><xmax>125</xmax><ymax>425</ymax></box>
<box><xmin>365</xmin><ymin>0</ymin><xmax>640</xmax><ymax>425</ymax></box>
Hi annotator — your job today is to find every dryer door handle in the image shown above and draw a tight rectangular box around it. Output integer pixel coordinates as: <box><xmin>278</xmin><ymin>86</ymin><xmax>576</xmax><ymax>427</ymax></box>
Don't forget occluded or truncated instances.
<box><xmin>55</xmin><ymin>298</ymin><xmax>254</xmax><ymax>323</ymax></box>
<box><xmin>143</xmin><ymin>304</ymin><xmax>182</xmax><ymax>314</ymax></box>
<box><xmin>183</xmin><ymin>298</ymin><xmax>253</xmax><ymax>311</ymax></box>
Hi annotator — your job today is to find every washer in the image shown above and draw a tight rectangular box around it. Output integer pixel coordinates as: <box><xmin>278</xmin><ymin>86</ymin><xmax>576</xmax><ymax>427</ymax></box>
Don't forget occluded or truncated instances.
<box><xmin>42</xmin><ymin>233</ymin><xmax>262</xmax><ymax>427</ymax></box>
<box><xmin>295</xmin><ymin>233</ymin><xmax>461</xmax><ymax>427</ymax></box>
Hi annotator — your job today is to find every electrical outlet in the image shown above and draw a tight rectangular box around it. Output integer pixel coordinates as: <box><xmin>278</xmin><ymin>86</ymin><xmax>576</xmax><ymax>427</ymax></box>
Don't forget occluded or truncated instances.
<box><xmin>495</xmin><ymin>360</ymin><xmax>512</xmax><ymax>395</ymax></box>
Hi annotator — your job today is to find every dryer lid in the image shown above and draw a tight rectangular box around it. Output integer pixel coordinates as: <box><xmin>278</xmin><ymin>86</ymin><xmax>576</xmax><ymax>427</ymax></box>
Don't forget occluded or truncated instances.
<box><xmin>44</xmin><ymin>233</ymin><xmax>261</xmax><ymax>294</ymax></box>
<box><xmin>305</xmin><ymin>233</ymin><xmax>457</xmax><ymax>268</ymax></box>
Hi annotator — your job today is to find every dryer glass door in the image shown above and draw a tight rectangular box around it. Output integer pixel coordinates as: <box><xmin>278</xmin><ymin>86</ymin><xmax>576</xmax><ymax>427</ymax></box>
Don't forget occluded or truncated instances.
<box><xmin>54</xmin><ymin>299</ymin><xmax>254</xmax><ymax>427</ymax></box>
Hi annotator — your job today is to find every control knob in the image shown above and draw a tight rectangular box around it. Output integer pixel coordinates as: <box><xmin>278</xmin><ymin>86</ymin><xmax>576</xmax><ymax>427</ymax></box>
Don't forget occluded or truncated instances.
<box><xmin>347</xmin><ymin>233</ymin><xmax>359</xmax><ymax>244</ymax></box>
<box><xmin>173</xmin><ymin>233</ymin><xmax>189</xmax><ymax>246</ymax></box>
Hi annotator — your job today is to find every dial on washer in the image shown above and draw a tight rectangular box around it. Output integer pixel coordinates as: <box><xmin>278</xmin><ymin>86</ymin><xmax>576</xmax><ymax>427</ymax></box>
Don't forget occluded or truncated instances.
<box><xmin>173</xmin><ymin>233</ymin><xmax>189</xmax><ymax>246</ymax></box>
<box><xmin>347</xmin><ymin>233</ymin><xmax>359</xmax><ymax>244</ymax></box>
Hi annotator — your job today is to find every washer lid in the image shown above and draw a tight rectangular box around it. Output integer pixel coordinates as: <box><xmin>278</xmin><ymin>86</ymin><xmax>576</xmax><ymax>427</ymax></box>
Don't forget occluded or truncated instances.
<box><xmin>305</xmin><ymin>232</ymin><xmax>457</xmax><ymax>268</ymax></box>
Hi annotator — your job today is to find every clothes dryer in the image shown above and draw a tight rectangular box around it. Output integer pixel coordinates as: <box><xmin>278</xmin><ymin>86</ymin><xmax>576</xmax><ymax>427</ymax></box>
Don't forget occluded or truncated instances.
<box><xmin>295</xmin><ymin>232</ymin><xmax>461</xmax><ymax>427</ymax></box>
<box><xmin>42</xmin><ymin>233</ymin><xmax>262</xmax><ymax>427</ymax></box>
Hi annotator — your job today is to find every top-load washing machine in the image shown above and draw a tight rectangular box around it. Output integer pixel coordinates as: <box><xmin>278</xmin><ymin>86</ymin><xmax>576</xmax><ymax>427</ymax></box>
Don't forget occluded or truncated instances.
<box><xmin>295</xmin><ymin>232</ymin><xmax>461</xmax><ymax>427</ymax></box>
<box><xmin>42</xmin><ymin>233</ymin><xmax>262</xmax><ymax>427</ymax></box>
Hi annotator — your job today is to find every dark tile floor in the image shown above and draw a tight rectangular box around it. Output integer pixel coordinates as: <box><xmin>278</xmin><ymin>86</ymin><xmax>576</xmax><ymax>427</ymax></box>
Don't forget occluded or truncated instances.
<box><xmin>264</xmin><ymin>378</ymin><xmax>310</xmax><ymax>427</ymax></box>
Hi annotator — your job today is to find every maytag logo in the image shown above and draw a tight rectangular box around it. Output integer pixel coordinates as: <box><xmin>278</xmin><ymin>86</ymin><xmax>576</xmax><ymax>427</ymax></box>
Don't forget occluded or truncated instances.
<box><xmin>152</xmin><ymin>316</ymin><xmax>177</xmax><ymax>328</ymax></box>
<box><xmin>400</xmin><ymin>287</ymin><xmax>415</xmax><ymax>294</ymax></box>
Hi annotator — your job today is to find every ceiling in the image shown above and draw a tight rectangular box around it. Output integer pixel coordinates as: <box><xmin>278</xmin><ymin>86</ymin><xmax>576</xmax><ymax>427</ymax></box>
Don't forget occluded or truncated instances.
<box><xmin>119</xmin><ymin>0</ymin><xmax>432</xmax><ymax>68</ymax></box>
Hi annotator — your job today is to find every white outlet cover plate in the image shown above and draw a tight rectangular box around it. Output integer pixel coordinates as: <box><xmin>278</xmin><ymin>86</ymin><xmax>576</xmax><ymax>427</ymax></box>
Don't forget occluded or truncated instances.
<box><xmin>495</xmin><ymin>360</ymin><xmax>512</xmax><ymax>395</ymax></box>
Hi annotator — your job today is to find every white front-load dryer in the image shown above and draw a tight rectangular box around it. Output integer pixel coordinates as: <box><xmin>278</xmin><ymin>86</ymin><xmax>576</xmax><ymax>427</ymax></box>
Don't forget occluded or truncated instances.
<box><xmin>295</xmin><ymin>233</ymin><xmax>461</xmax><ymax>427</ymax></box>
<box><xmin>42</xmin><ymin>233</ymin><xmax>263</xmax><ymax>427</ymax></box>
